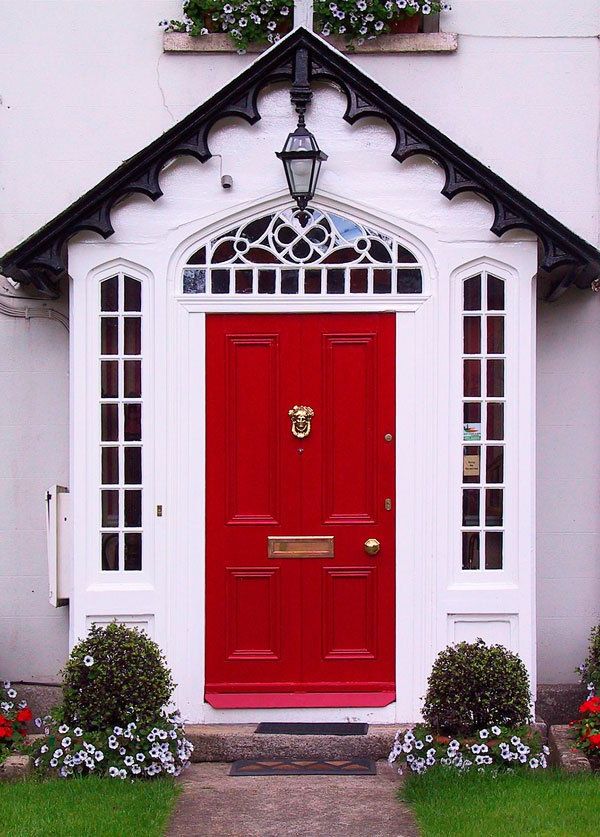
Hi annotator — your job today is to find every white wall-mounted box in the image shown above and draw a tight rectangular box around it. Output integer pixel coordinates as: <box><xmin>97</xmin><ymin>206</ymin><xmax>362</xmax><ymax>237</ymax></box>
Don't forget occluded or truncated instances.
<box><xmin>46</xmin><ymin>485</ymin><xmax>71</xmax><ymax>607</ymax></box>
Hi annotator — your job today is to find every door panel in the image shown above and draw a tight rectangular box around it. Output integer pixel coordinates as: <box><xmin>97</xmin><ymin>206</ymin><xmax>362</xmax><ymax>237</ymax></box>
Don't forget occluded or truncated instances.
<box><xmin>205</xmin><ymin>313</ymin><xmax>395</xmax><ymax>703</ymax></box>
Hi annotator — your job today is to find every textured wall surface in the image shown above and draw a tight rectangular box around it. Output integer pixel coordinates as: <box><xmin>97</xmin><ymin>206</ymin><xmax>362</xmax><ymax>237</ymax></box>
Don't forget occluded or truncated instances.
<box><xmin>0</xmin><ymin>0</ymin><xmax>598</xmax><ymax>683</ymax></box>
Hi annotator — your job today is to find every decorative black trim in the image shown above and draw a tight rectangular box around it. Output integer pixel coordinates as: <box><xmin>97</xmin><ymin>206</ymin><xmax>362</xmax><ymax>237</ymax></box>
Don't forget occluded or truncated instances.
<box><xmin>2</xmin><ymin>27</ymin><xmax>599</xmax><ymax>298</ymax></box>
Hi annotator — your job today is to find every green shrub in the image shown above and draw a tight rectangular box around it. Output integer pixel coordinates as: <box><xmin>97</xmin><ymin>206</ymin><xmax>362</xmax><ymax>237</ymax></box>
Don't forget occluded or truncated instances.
<box><xmin>422</xmin><ymin>639</ymin><xmax>531</xmax><ymax>735</ymax></box>
<box><xmin>61</xmin><ymin>623</ymin><xmax>174</xmax><ymax>730</ymax></box>
<box><xmin>579</xmin><ymin>624</ymin><xmax>600</xmax><ymax>692</ymax></box>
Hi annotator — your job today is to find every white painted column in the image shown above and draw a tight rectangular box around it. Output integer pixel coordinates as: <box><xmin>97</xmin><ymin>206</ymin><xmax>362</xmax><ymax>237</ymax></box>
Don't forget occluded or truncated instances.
<box><xmin>293</xmin><ymin>0</ymin><xmax>313</xmax><ymax>30</ymax></box>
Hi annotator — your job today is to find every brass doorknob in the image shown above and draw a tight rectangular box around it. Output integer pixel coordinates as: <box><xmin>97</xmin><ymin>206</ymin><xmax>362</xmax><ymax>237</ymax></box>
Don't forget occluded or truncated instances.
<box><xmin>364</xmin><ymin>538</ymin><xmax>380</xmax><ymax>556</ymax></box>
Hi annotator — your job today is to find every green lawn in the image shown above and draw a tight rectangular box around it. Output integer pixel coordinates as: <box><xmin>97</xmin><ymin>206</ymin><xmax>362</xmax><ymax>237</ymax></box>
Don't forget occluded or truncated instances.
<box><xmin>401</xmin><ymin>767</ymin><xmax>600</xmax><ymax>837</ymax></box>
<box><xmin>0</xmin><ymin>776</ymin><xmax>179</xmax><ymax>837</ymax></box>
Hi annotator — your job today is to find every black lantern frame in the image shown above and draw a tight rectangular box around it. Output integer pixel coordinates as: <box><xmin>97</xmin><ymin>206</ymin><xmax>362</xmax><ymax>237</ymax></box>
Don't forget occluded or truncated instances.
<box><xmin>277</xmin><ymin>117</ymin><xmax>328</xmax><ymax>213</ymax></box>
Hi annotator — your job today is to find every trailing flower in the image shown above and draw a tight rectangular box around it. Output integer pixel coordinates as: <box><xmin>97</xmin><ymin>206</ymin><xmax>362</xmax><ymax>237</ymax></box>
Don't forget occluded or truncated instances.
<box><xmin>315</xmin><ymin>0</ymin><xmax>451</xmax><ymax>46</ymax></box>
<box><xmin>571</xmin><ymin>694</ymin><xmax>600</xmax><ymax>763</ymax></box>
<box><xmin>31</xmin><ymin>709</ymin><xmax>193</xmax><ymax>780</ymax></box>
<box><xmin>0</xmin><ymin>681</ymin><xmax>32</xmax><ymax>762</ymax></box>
<box><xmin>160</xmin><ymin>0</ymin><xmax>294</xmax><ymax>52</ymax></box>
<box><xmin>388</xmin><ymin>724</ymin><xmax>549</xmax><ymax>776</ymax></box>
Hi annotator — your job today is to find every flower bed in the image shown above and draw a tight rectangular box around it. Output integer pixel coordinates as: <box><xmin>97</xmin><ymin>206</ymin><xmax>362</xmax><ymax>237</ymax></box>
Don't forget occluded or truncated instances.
<box><xmin>389</xmin><ymin>725</ymin><xmax>550</xmax><ymax>775</ymax></box>
<box><xmin>315</xmin><ymin>0</ymin><xmax>450</xmax><ymax>46</ymax></box>
<box><xmin>0</xmin><ymin>682</ymin><xmax>32</xmax><ymax>765</ymax></box>
<box><xmin>28</xmin><ymin>623</ymin><xmax>193</xmax><ymax>781</ymax></box>
<box><xmin>571</xmin><ymin>694</ymin><xmax>600</xmax><ymax>771</ymax></box>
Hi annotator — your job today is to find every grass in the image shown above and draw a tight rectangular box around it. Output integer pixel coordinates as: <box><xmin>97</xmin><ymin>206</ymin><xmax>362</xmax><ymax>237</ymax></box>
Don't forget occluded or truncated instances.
<box><xmin>0</xmin><ymin>775</ymin><xmax>180</xmax><ymax>837</ymax></box>
<box><xmin>401</xmin><ymin>767</ymin><xmax>600</xmax><ymax>837</ymax></box>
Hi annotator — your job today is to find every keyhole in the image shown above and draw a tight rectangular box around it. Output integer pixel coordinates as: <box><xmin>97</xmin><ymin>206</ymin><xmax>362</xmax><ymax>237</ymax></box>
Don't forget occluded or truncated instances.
<box><xmin>297</xmin><ymin>448</ymin><xmax>304</xmax><ymax>455</ymax></box>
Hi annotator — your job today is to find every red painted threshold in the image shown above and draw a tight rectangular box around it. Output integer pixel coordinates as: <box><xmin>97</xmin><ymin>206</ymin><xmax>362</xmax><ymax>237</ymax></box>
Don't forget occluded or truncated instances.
<box><xmin>205</xmin><ymin>691</ymin><xmax>396</xmax><ymax>709</ymax></box>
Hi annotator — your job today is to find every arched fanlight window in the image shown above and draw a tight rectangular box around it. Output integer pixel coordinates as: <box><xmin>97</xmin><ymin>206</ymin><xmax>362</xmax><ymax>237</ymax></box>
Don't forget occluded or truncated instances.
<box><xmin>182</xmin><ymin>207</ymin><xmax>423</xmax><ymax>296</ymax></box>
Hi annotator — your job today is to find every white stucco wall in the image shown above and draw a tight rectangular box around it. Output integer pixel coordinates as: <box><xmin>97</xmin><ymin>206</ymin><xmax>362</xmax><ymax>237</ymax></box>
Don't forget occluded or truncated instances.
<box><xmin>1</xmin><ymin>0</ymin><xmax>599</xmax><ymax>685</ymax></box>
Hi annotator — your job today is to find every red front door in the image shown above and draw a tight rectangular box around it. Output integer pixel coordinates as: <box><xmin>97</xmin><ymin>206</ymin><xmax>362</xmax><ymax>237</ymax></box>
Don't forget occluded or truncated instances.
<box><xmin>205</xmin><ymin>313</ymin><xmax>395</xmax><ymax>708</ymax></box>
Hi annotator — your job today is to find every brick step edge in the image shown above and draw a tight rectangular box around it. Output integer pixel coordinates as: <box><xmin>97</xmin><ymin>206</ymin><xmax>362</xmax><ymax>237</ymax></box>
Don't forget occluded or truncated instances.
<box><xmin>548</xmin><ymin>725</ymin><xmax>593</xmax><ymax>773</ymax></box>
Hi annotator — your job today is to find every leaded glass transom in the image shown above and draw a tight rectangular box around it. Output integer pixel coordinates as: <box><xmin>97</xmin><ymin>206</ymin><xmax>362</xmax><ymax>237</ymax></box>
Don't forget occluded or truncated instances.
<box><xmin>182</xmin><ymin>208</ymin><xmax>423</xmax><ymax>296</ymax></box>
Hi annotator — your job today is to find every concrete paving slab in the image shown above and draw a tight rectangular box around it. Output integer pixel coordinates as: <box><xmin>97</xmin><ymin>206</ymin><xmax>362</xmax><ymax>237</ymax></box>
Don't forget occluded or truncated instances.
<box><xmin>168</xmin><ymin>760</ymin><xmax>416</xmax><ymax>837</ymax></box>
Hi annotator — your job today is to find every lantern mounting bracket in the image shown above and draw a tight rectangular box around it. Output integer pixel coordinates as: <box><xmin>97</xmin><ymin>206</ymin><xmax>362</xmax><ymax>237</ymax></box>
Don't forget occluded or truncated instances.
<box><xmin>290</xmin><ymin>46</ymin><xmax>312</xmax><ymax>126</ymax></box>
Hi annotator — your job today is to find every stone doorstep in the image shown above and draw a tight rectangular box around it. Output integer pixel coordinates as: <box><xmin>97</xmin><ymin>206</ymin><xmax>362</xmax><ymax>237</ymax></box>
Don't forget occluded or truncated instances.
<box><xmin>548</xmin><ymin>725</ymin><xmax>593</xmax><ymax>773</ymax></box>
<box><xmin>185</xmin><ymin>723</ymin><xmax>409</xmax><ymax>763</ymax></box>
<box><xmin>186</xmin><ymin>721</ymin><xmax>549</xmax><ymax>763</ymax></box>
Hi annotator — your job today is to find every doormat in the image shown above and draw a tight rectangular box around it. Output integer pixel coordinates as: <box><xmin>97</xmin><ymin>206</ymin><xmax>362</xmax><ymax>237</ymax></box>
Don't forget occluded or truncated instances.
<box><xmin>229</xmin><ymin>758</ymin><xmax>376</xmax><ymax>777</ymax></box>
<box><xmin>255</xmin><ymin>722</ymin><xmax>369</xmax><ymax>736</ymax></box>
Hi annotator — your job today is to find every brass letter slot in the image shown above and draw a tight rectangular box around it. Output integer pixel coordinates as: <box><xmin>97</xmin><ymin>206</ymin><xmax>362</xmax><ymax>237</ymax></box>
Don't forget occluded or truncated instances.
<box><xmin>268</xmin><ymin>536</ymin><xmax>334</xmax><ymax>559</ymax></box>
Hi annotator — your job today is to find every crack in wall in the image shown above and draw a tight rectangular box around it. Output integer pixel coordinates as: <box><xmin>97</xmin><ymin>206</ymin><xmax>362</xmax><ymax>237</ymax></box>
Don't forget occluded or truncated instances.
<box><xmin>156</xmin><ymin>53</ymin><xmax>176</xmax><ymax>125</ymax></box>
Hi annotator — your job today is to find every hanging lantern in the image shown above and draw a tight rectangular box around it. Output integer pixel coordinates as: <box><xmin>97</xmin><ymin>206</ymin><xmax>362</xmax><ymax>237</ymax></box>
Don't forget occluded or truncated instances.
<box><xmin>276</xmin><ymin>118</ymin><xmax>328</xmax><ymax>213</ymax></box>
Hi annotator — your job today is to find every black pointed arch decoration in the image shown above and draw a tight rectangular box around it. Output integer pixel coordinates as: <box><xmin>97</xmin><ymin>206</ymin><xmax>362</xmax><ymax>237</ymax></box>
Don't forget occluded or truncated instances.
<box><xmin>1</xmin><ymin>27</ymin><xmax>599</xmax><ymax>299</ymax></box>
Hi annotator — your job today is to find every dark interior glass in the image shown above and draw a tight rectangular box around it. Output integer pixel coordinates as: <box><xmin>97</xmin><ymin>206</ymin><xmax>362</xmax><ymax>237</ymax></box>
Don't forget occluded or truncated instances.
<box><xmin>211</xmin><ymin>269</ymin><xmax>230</xmax><ymax>294</ymax></box>
<box><xmin>462</xmin><ymin>531</ymin><xmax>480</xmax><ymax>570</ymax></box>
<box><xmin>487</xmin><ymin>402</ymin><xmax>504</xmax><ymax>440</ymax></box>
<box><xmin>464</xmin><ymin>275</ymin><xmax>481</xmax><ymax>311</ymax></box>
<box><xmin>350</xmin><ymin>268</ymin><xmax>368</xmax><ymax>293</ymax></box>
<box><xmin>124</xmin><ymin>533</ymin><xmax>142</xmax><ymax>571</ymax></box>
<box><xmin>487</xmin><ymin>275</ymin><xmax>505</xmax><ymax>311</ymax></box>
<box><xmin>100</xmin><ymin>276</ymin><xmax>118</xmax><ymax>312</ymax></box>
<box><xmin>101</xmin><ymin>447</ymin><xmax>119</xmax><ymax>485</ymax></box>
<box><xmin>463</xmin><ymin>360</ymin><xmax>481</xmax><ymax>397</ymax></box>
<box><xmin>396</xmin><ymin>268</ymin><xmax>422</xmax><ymax>293</ymax></box>
<box><xmin>486</xmin><ymin>446</ymin><xmax>504</xmax><ymax>484</ymax></box>
<box><xmin>485</xmin><ymin>531</ymin><xmax>503</xmax><ymax>569</ymax></box>
<box><xmin>124</xmin><ymin>277</ymin><xmax>141</xmax><ymax>312</ymax></box>
<box><xmin>124</xmin><ymin>318</ymin><xmax>141</xmax><ymax>355</ymax></box>
<box><xmin>462</xmin><ymin>489</ymin><xmax>480</xmax><ymax>526</ymax></box>
<box><xmin>235</xmin><ymin>269</ymin><xmax>253</xmax><ymax>294</ymax></box>
<box><xmin>487</xmin><ymin>359</ymin><xmax>504</xmax><ymax>397</ymax></box>
<box><xmin>396</xmin><ymin>245</ymin><xmax>417</xmax><ymax>263</ymax></box>
<box><xmin>124</xmin><ymin>404</ymin><xmax>141</xmax><ymax>442</ymax></box>
<box><xmin>258</xmin><ymin>270</ymin><xmax>276</xmax><ymax>294</ymax></box>
<box><xmin>101</xmin><ymin>490</ymin><xmax>119</xmax><ymax>527</ymax></box>
<box><xmin>373</xmin><ymin>269</ymin><xmax>391</xmax><ymax>294</ymax></box>
<box><xmin>124</xmin><ymin>446</ymin><xmax>142</xmax><ymax>485</ymax></box>
<box><xmin>326</xmin><ymin>269</ymin><xmax>345</xmax><ymax>294</ymax></box>
<box><xmin>101</xmin><ymin>361</ymin><xmax>118</xmax><ymax>398</ymax></box>
<box><xmin>304</xmin><ymin>269</ymin><xmax>321</xmax><ymax>294</ymax></box>
<box><xmin>485</xmin><ymin>489</ymin><xmax>503</xmax><ymax>526</ymax></box>
<box><xmin>123</xmin><ymin>361</ymin><xmax>141</xmax><ymax>398</ymax></box>
<box><xmin>101</xmin><ymin>533</ymin><xmax>119</xmax><ymax>571</ymax></box>
<box><xmin>124</xmin><ymin>490</ymin><xmax>142</xmax><ymax>528</ymax></box>
<box><xmin>100</xmin><ymin>318</ymin><xmax>118</xmax><ymax>355</ymax></box>
<box><xmin>487</xmin><ymin>316</ymin><xmax>505</xmax><ymax>354</ymax></box>
<box><xmin>101</xmin><ymin>404</ymin><xmax>118</xmax><ymax>442</ymax></box>
<box><xmin>463</xmin><ymin>402</ymin><xmax>481</xmax><ymax>424</ymax></box>
<box><xmin>281</xmin><ymin>269</ymin><xmax>299</xmax><ymax>294</ymax></box>
<box><xmin>187</xmin><ymin>245</ymin><xmax>206</xmax><ymax>265</ymax></box>
<box><xmin>463</xmin><ymin>317</ymin><xmax>481</xmax><ymax>354</ymax></box>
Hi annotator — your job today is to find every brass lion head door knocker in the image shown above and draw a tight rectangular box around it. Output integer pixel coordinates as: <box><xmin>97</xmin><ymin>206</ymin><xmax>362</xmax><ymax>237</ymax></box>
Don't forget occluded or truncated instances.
<box><xmin>288</xmin><ymin>405</ymin><xmax>314</xmax><ymax>439</ymax></box>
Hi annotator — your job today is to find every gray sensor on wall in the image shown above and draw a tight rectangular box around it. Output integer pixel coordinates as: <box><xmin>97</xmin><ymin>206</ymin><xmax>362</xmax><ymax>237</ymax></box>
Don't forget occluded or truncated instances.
<box><xmin>221</xmin><ymin>174</ymin><xmax>233</xmax><ymax>189</ymax></box>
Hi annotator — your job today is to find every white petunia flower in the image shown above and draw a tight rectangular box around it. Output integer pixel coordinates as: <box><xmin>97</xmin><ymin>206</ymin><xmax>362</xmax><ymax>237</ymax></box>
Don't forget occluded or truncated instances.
<box><xmin>491</xmin><ymin>726</ymin><xmax>501</xmax><ymax>736</ymax></box>
<box><xmin>61</xmin><ymin>737</ymin><xmax>71</xmax><ymax>748</ymax></box>
<box><xmin>95</xmin><ymin>750</ymin><xmax>104</xmax><ymax>761</ymax></box>
<box><xmin>109</xmin><ymin>766</ymin><xmax>119</xmax><ymax>777</ymax></box>
<box><xmin>223</xmin><ymin>3</ymin><xmax>233</xmax><ymax>11</ymax></box>
<box><xmin>7</xmin><ymin>689</ymin><xmax>17</xmax><ymax>699</ymax></box>
<box><xmin>58</xmin><ymin>724</ymin><xmax>69</xmax><ymax>734</ymax></box>
<box><xmin>73</xmin><ymin>727</ymin><xmax>83</xmax><ymax>737</ymax></box>
<box><xmin>40</xmin><ymin>744</ymin><xmax>48</xmax><ymax>754</ymax></box>
<box><xmin>83</xmin><ymin>655</ymin><xmax>94</xmax><ymax>667</ymax></box>
<box><xmin>479</xmin><ymin>729</ymin><xmax>489</xmax><ymax>739</ymax></box>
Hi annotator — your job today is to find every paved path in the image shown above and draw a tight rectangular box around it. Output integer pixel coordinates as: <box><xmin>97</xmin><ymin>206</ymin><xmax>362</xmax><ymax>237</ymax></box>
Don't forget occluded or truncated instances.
<box><xmin>168</xmin><ymin>760</ymin><xmax>417</xmax><ymax>837</ymax></box>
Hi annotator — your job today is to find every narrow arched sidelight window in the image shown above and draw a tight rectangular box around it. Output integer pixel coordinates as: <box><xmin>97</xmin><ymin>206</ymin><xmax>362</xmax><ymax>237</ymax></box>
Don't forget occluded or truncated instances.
<box><xmin>99</xmin><ymin>274</ymin><xmax>143</xmax><ymax>572</ymax></box>
<box><xmin>181</xmin><ymin>207</ymin><xmax>423</xmax><ymax>296</ymax></box>
<box><xmin>461</xmin><ymin>272</ymin><xmax>505</xmax><ymax>571</ymax></box>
